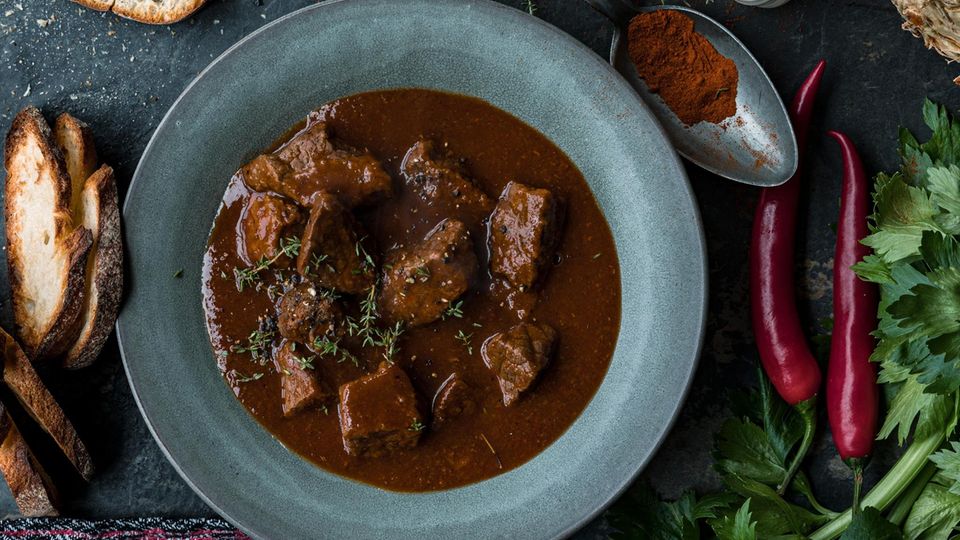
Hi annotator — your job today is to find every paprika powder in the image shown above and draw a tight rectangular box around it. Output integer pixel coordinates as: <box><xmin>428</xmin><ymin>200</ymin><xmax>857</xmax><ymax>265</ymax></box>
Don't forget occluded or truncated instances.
<box><xmin>627</xmin><ymin>10</ymin><xmax>739</xmax><ymax>126</ymax></box>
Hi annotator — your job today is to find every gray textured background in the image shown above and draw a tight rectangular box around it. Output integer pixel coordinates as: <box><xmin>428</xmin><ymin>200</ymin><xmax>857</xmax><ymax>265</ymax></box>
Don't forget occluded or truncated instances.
<box><xmin>0</xmin><ymin>0</ymin><xmax>953</xmax><ymax>535</ymax></box>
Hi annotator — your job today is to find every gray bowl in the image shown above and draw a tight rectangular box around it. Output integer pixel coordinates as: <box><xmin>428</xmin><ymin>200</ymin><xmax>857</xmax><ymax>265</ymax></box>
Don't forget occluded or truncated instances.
<box><xmin>117</xmin><ymin>1</ymin><xmax>707</xmax><ymax>538</ymax></box>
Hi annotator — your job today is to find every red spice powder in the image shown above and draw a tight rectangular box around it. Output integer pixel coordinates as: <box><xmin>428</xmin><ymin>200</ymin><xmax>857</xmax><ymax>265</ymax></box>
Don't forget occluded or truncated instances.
<box><xmin>627</xmin><ymin>11</ymin><xmax>739</xmax><ymax>126</ymax></box>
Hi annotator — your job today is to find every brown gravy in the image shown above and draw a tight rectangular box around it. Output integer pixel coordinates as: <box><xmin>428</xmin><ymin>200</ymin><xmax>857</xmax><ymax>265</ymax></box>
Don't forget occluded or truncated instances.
<box><xmin>201</xmin><ymin>89</ymin><xmax>621</xmax><ymax>491</ymax></box>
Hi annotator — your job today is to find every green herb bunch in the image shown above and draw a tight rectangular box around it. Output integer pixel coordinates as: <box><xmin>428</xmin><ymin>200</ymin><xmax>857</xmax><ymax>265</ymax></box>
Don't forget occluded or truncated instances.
<box><xmin>607</xmin><ymin>101</ymin><xmax>960</xmax><ymax>539</ymax></box>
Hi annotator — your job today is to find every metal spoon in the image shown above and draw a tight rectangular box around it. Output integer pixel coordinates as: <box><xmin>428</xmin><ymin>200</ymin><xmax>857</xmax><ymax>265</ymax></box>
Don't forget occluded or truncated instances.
<box><xmin>586</xmin><ymin>0</ymin><xmax>798</xmax><ymax>187</ymax></box>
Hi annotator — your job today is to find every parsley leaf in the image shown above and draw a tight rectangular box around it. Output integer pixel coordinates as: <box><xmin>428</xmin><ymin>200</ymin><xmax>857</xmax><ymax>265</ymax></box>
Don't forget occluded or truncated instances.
<box><xmin>860</xmin><ymin>173</ymin><xmax>939</xmax><ymax>263</ymax></box>
<box><xmin>903</xmin><ymin>473</ymin><xmax>960</xmax><ymax>540</ymax></box>
<box><xmin>930</xmin><ymin>441</ymin><xmax>960</xmax><ymax>496</ymax></box>
<box><xmin>840</xmin><ymin>507</ymin><xmax>902</xmax><ymax>540</ymax></box>
<box><xmin>606</xmin><ymin>483</ymin><xmax>734</xmax><ymax>540</ymax></box>
<box><xmin>710</xmin><ymin>499</ymin><xmax>758</xmax><ymax>540</ymax></box>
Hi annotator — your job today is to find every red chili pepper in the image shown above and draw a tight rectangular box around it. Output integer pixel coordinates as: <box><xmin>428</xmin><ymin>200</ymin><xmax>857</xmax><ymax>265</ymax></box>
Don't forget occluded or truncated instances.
<box><xmin>750</xmin><ymin>60</ymin><xmax>825</xmax><ymax>494</ymax></box>
<box><xmin>826</xmin><ymin>130</ymin><xmax>879</xmax><ymax>515</ymax></box>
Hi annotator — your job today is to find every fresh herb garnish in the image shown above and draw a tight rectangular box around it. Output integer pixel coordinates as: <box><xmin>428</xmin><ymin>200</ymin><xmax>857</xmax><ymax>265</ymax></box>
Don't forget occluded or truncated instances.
<box><xmin>234</xmin><ymin>371</ymin><xmax>264</xmax><ymax>383</ymax></box>
<box><xmin>523</xmin><ymin>0</ymin><xmax>537</xmax><ymax>15</ymax></box>
<box><xmin>312</xmin><ymin>335</ymin><xmax>360</xmax><ymax>367</ymax></box>
<box><xmin>374</xmin><ymin>322</ymin><xmax>405</xmax><ymax>363</ymax></box>
<box><xmin>355</xmin><ymin>238</ymin><xmax>376</xmax><ymax>275</ymax></box>
<box><xmin>304</xmin><ymin>252</ymin><xmax>329</xmax><ymax>276</ymax></box>
<box><xmin>455</xmin><ymin>330</ymin><xmax>473</xmax><ymax>355</ymax></box>
<box><xmin>442</xmin><ymin>300</ymin><xmax>464</xmax><ymax>320</ymax></box>
<box><xmin>409</xmin><ymin>419</ymin><xmax>425</xmax><ymax>432</ymax></box>
<box><xmin>233</xmin><ymin>236</ymin><xmax>301</xmax><ymax>291</ymax></box>
<box><xmin>479</xmin><ymin>433</ymin><xmax>502</xmax><ymax>469</ymax></box>
<box><xmin>350</xmin><ymin>284</ymin><xmax>380</xmax><ymax>347</ymax></box>
<box><xmin>230</xmin><ymin>328</ymin><xmax>275</xmax><ymax>364</ymax></box>
<box><xmin>292</xmin><ymin>354</ymin><xmax>315</xmax><ymax>371</ymax></box>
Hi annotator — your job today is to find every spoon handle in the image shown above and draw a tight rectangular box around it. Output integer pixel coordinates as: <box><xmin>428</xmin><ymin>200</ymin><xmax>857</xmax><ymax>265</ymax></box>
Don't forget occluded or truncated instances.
<box><xmin>583</xmin><ymin>0</ymin><xmax>636</xmax><ymax>25</ymax></box>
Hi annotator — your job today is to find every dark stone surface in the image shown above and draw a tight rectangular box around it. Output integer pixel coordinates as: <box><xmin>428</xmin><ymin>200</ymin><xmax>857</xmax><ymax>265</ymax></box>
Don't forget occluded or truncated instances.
<box><xmin>0</xmin><ymin>0</ymin><xmax>954</xmax><ymax>534</ymax></box>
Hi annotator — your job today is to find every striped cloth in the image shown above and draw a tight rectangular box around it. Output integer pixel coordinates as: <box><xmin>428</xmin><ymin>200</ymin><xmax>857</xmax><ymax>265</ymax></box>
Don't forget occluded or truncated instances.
<box><xmin>0</xmin><ymin>518</ymin><xmax>248</xmax><ymax>540</ymax></box>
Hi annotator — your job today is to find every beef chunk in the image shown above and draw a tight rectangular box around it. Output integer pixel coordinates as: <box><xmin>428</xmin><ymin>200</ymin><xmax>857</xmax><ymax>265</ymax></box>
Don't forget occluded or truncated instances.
<box><xmin>431</xmin><ymin>373</ymin><xmax>475</xmax><ymax>426</ymax></box>
<box><xmin>339</xmin><ymin>362</ymin><xmax>423</xmax><ymax>457</ymax></box>
<box><xmin>296</xmin><ymin>191</ymin><xmax>376</xmax><ymax>295</ymax></box>
<box><xmin>277</xmin><ymin>282</ymin><xmax>343</xmax><ymax>345</ymax></box>
<box><xmin>237</xmin><ymin>192</ymin><xmax>303</xmax><ymax>266</ymax></box>
<box><xmin>240</xmin><ymin>121</ymin><xmax>392</xmax><ymax>208</ymax></box>
<box><xmin>400</xmin><ymin>139</ymin><xmax>493</xmax><ymax>229</ymax></box>
<box><xmin>379</xmin><ymin>219</ymin><xmax>478</xmax><ymax>327</ymax></box>
<box><xmin>274</xmin><ymin>341</ymin><xmax>333</xmax><ymax>417</ymax></box>
<box><xmin>481</xmin><ymin>323</ymin><xmax>557</xmax><ymax>406</ymax></box>
<box><xmin>239</xmin><ymin>154</ymin><xmax>291</xmax><ymax>196</ymax></box>
<box><xmin>489</xmin><ymin>182</ymin><xmax>563</xmax><ymax>290</ymax></box>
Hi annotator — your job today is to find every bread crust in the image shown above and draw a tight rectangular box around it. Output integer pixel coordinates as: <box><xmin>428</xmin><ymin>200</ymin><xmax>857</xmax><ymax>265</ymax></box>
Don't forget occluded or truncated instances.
<box><xmin>72</xmin><ymin>0</ymin><xmax>207</xmax><ymax>24</ymax></box>
<box><xmin>71</xmin><ymin>0</ymin><xmax>113</xmax><ymax>11</ymax></box>
<box><xmin>0</xmin><ymin>329</ymin><xmax>94</xmax><ymax>480</ymax></box>
<box><xmin>53</xmin><ymin>113</ymin><xmax>98</xmax><ymax>224</ymax></box>
<box><xmin>0</xmin><ymin>402</ymin><xmax>59</xmax><ymax>517</ymax></box>
<box><xmin>4</xmin><ymin>107</ymin><xmax>93</xmax><ymax>361</ymax></box>
<box><xmin>64</xmin><ymin>166</ymin><xmax>123</xmax><ymax>370</ymax></box>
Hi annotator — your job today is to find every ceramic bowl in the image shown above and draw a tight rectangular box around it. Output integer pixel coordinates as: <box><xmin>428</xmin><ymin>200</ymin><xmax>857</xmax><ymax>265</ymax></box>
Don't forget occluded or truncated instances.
<box><xmin>117</xmin><ymin>1</ymin><xmax>707</xmax><ymax>538</ymax></box>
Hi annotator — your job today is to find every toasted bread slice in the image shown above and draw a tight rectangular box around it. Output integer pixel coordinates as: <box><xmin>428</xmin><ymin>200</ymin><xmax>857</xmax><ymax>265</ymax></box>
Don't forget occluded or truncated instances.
<box><xmin>4</xmin><ymin>108</ymin><xmax>93</xmax><ymax>361</ymax></box>
<box><xmin>63</xmin><ymin>166</ymin><xmax>123</xmax><ymax>370</ymax></box>
<box><xmin>71</xmin><ymin>0</ymin><xmax>207</xmax><ymax>24</ymax></box>
<box><xmin>72</xmin><ymin>0</ymin><xmax>113</xmax><ymax>10</ymax></box>
<box><xmin>0</xmin><ymin>402</ymin><xmax>59</xmax><ymax>517</ymax></box>
<box><xmin>0</xmin><ymin>329</ymin><xmax>94</xmax><ymax>480</ymax></box>
<box><xmin>53</xmin><ymin>114</ymin><xmax>97</xmax><ymax>226</ymax></box>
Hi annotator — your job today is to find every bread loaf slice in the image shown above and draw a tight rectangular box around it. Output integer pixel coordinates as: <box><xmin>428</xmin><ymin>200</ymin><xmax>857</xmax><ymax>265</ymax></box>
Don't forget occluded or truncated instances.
<box><xmin>71</xmin><ymin>0</ymin><xmax>207</xmax><ymax>24</ymax></box>
<box><xmin>53</xmin><ymin>114</ymin><xmax>97</xmax><ymax>226</ymax></box>
<box><xmin>0</xmin><ymin>329</ymin><xmax>94</xmax><ymax>480</ymax></box>
<box><xmin>4</xmin><ymin>108</ymin><xmax>93</xmax><ymax>361</ymax></box>
<box><xmin>62</xmin><ymin>166</ymin><xmax>123</xmax><ymax>370</ymax></box>
<box><xmin>0</xmin><ymin>402</ymin><xmax>59</xmax><ymax>517</ymax></box>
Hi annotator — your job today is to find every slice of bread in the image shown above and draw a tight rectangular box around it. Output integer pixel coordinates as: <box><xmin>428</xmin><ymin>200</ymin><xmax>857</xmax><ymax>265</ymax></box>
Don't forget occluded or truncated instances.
<box><xmin>4</xmin><ymin>108</ymin><xmax>93</xmax><ymax>361</ymax></box>
<box><xmin>72</xmin><ymin>0</ymin><xmax>207</xmax><ymax>25</ymax></box>
<box><xmin>62</xmin><ymin>166</ymin><xmax>123</xmax><ymax>370</ymax></box>
<box><xmin>53</xmin><ymin>114</ymin><xmax>97</xmax><ymax>226</ymax></box>
<box><xmin>0</xmin><ymin>329</ymin><xmax>94</xmax><ymax>481</ymax></box>
<box><xmin>0</xmin><ymin>402</ymin><xmax>59</xmax><ymax>517</ymax></box>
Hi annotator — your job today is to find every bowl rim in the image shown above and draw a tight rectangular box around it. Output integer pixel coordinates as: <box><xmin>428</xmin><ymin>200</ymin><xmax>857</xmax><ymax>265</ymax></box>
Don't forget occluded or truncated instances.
<box><xmin>116</xmin><ymin>0</ymin><xmax>708</xmax><ymax>537</ymax></box>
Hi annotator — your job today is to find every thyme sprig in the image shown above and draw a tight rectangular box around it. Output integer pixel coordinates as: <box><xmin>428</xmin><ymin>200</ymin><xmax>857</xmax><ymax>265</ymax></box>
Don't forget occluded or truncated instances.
<box><xmin>442</xmin><ymin>300</ymin><xmax>464</xmax><ymax>320</ymax></box>
<box><xmin>455</xmin><ymin>330</ymin><xmax>474</xmax><ymax>355</ymax></box>
<box><xmin>233</xmin><ymin>236</ymin><xmax>301</xmax><ymax>291</ymax></box>
<box><xmin>347</xmin><ymin>284</ymin><xmax>380</xmax><ymax>346</ymax></box>
<box><xmin>313</xmin><ymin>335</ymin><xmax>360</xmax><ymax>368</ymax></box>
<box><xmin>230</xmin><ymin>328</ymin><xmax>275</xmax><ymax>364</ymax></box>
<box><xmin>233</xmin><ymin>371</ymin><xmax>264</xmax><ymax>383</ymax></box>
<box><xmin>292</xmin><ymin>353</ymin><xmax>315</xmax><ymax>371</ymax></box>
<box><xmin>355</xmin><ymin>238</ymin><xmax>376</xmax><ymax>275</ymax></box>
<box><xmin>373</xmin><ymin>322</ymin><xmax>405</xmax><ymax>363</ymax></box>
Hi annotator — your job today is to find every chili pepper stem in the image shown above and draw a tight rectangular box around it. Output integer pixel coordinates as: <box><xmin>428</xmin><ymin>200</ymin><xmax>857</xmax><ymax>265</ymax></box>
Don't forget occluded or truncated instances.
<box><xmin>808</xmin><ymin>426</ymin><xmax>947</xmax><ymax>540</ymax></box>
<box><xmin>847</xmin><ymin>458</ymin><xmax>864</xmax><ymax>519</ymax></box>
<box><xmin>777</xmin><ymin>397</ymin><xmax>817</xmax><ymax>495</ymax></box>
<box><xmin>795</xmin><ymin>471</ymin><xmax>840</xmax><ymax>517</ymax></box>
